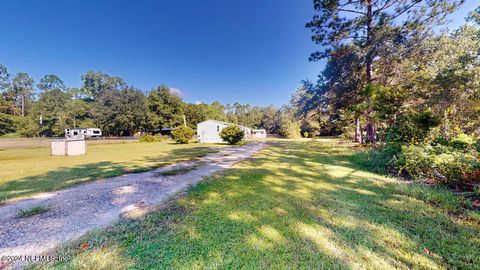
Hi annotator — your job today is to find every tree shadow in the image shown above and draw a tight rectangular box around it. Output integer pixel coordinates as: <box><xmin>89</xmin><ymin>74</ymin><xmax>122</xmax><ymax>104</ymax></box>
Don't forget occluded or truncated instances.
<box><xmin>52</xmin><ymin>140</ymin><xmax>479</xmax><ymax>269</ymax></box>
<box><xmin>0</xmin><ymin>146</ymin><xmax>217</xmax><ymax>203</ymax></box>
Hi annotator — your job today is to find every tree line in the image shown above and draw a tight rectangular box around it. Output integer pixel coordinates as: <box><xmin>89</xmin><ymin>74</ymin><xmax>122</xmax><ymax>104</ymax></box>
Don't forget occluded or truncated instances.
<box><xmin>289</xmin><ymin>1</ymin><xmax>479</xmax><ymax>143</ymax></box>
<box><xmin>0</xmin><ymin>68</ymin><xmax>302</xmax><ymax>137</ymax></box>
<box><xmin>287</xmin><ymin>1</ymin><xmax>480</xmax><ymax>186</ymax></box>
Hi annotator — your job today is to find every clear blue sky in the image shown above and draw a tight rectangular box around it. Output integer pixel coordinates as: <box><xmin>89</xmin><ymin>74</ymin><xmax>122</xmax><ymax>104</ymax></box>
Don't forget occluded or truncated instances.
<box><xmin>0</xmin><ymin>0</ymin><xmax>477</xmax><ymax>106</ymax></box>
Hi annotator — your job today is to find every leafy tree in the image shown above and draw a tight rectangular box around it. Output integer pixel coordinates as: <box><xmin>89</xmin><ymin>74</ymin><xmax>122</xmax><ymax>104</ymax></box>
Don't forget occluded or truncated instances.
<box><xmin>184</xmin><ymin>101</ymin><xmax>227</xmax><ymax>129</ymax></box>
<box><xmin>219</xmin><ymin>125</ymin><xmax>245</xmax><ymax>145</ymax></box>
<box><xmin>277</xmin><ymin>106</ymin><xmax>301</xmax><ymax>139</ymax></box>
<box><xmin>37</xmin><ymin>74</ymin><xmax>66</xmax><ymax>93</ymax></box>
<box><xmin>0</xmin><ymin>113</ymin><xmax>15</xmax><ymax>135</ymax></box>
<box><xmin>147</xmin><ymin>85</ymin><xmax>184</xmax><ymax>130</ymax></box>
<box><xmin>10</xmin><ymin>72</ymin><xmax>35</xmax><ymax>116</ymax></box>
<box><xmin>306</xmin><ymin>0</ymin><xmax>463</xmax><ymax>143</ymax></box>
<box><xmin>261</xmin><ymin>105</ymin><xmax>280</xmax><ymax>134</ymax></box>
<box><xmin>92</xmin><ymin>87</ymin><xmax>148</xmax><ymax>136</ymax></box>
<box><xmin>35</xmin><ymin>89</ymin><xmax>73</xmax><ymax>136</ymax></box>
<box><xmin>171</xmin><ymin>126</ymin><xmax>194</xmax><ymax>144</ymax></box>
<box><xmin>0</xmin><ymin>64</ymin><xmax>10</xmax><ymax>91</ymax></box>
<box><xmin>80</xmin><ymin>71</ymin><xmax>126</xmax><ymax>100</ymax></box>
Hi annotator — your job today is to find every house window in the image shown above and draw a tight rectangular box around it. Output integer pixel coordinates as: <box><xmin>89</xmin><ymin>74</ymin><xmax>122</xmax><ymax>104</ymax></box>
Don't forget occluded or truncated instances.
<box><xmin>217</xmin><ymin>125</ymin><xmax>219</xmax><ymax>132</ymax></box>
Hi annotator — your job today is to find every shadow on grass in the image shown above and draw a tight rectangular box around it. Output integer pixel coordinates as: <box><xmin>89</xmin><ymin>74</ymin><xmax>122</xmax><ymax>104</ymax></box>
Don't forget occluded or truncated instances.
<box><xmin>0</xmin><ymin>147</ymin><xmax>216</xmax><ymax>203</ymax></box>
<box><xmin>43</xmin><ymin>140</ymin><xmax>480</xmax><ymax>269</ymax></box>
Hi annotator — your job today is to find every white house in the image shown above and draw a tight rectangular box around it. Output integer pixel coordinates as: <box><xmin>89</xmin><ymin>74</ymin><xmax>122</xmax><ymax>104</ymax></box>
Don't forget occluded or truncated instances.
<box><xmin>252</xmin><ymin>129</ymin><xmax>267</xmax><ymax>139</ymax></box>
<box><xmin>197</xmin><ymin>119</ymin><xmax>252</xmax><ymax>143</ymax></box>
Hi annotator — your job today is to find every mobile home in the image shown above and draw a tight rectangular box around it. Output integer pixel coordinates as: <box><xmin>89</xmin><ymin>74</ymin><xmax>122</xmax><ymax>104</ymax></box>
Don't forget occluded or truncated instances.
<box><xmin>197</xmin><ymin>119</ymin><xmax>252</xmax><ymax>143</ymax></box>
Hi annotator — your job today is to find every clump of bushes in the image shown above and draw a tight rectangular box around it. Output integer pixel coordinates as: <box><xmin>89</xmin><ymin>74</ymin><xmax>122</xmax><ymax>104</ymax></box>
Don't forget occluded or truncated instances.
<box><xmin>279</xmin><ymin>120</ymin><xmax>301</xmax><ymax>139</ymax></box>
<box><xmin>219</xmin><ymin>125</ymin><xmax>245</xmax><ymax>145</ymax></box>
<box><xmin>393</xmin><ymin>133</ymin><xmax>480</xmax><ymax>187</ymax></box>
<box><xmin>171</xmin><ymin>126</ymin><xmax>194</xmax><ymax>144</ymax></box>
<box><xmin>139</xmin><ymin>134</ymin><xmax>164</xmax><ymax>142</ymax></box>
<box><xmin>359</xmin><ymin>131</ymin><xmax>480</xmax><ymax>187</ymax></box>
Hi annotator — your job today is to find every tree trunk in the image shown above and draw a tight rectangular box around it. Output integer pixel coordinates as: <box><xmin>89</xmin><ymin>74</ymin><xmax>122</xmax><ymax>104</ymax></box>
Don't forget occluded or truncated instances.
<box><xmin>354</xmin><ymin>116</ymin><xmax>362</xmax><ymax>143</ymax></box>
<box><xmin>365</xmin><ymin>0</ymin><xmax>376</xmax><ymax>144</ymax></box>
<box><xmin>366</xmin><ymin>118</ymin><xmax>376</xmax><ymax>144</ymax></box>
<box><xmin>21</xmin><ymin>95</ymin><xmax>25</xmax><ymax>117</ymax></box>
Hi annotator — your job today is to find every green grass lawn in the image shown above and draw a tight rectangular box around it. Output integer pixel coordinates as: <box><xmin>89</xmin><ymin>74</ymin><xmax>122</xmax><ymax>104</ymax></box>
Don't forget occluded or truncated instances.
<box><xmin>35</xmin><ymin>139</ymin><xmax>480</xmax><ymax>269</ymax></box>
<box><xmin>0</xmin><ymin>141</ymin><xmax>222</xmax><ymax>202</ymax></box>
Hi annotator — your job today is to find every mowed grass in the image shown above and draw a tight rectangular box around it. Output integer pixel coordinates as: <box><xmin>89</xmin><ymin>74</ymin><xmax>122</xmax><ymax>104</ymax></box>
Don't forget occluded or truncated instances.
<box><xmin>0</xmin><ymin>141</ymin><xmax>222</xmax><ymax>202</ymax></box>
<box><xmin>35</xmin><ymin>139</ymin><xmax>480</xmax><ymax>269</ymax></box>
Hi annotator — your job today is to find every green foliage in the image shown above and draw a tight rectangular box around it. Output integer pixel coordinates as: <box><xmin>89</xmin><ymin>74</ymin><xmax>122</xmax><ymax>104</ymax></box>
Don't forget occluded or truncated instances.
<box><xmin>449</xmin><ymin>133</ymin><xmax>477</xmax><ymax>150</ymax></box>
<box><xmin>147</xmin><ymin>86</ymin><xmax>184</xmax><ymax>130</ymax></box>
<box><xmin>0</xmin><ymin>113</ymin><xmax>15</xmax><ymax>135</ymax></box>
<box><xmin>37</xmin><ymin>74</ymin><xmax>66</xmax><ymax>93</ymax></box>
<box><xmin>17</xmin><ymin>205</ymin><xmax>48</xmax><ymax>218</ymax></box>
<box><xmin>219</xmin><ymin>125</ymin><xmax>244</xmax><ymax>145</ymax></box>
<box><xmin>278</xmin><ymin>119</ymin><xmax>300</xmax><ymax>139</ymax></box>
<box><xmin>395</xmin><ymin>143</ymin><xmax>480</xmax><ymax>186</ymax></box>
<box><xmin>386</xmin><ymin>110</ymin><xmax>440</xmax><ymax>143</ymax></box>
<box><xmin>92</xmin><ymin>87</ymin><xmax>148</xmax><ymax>136</ymax></box>
<box><xmin>139</xmin><ymin>134</ymin><xmax>164</xmax><ymax>143</ymax></box>
<box><xmin>171</xmin><ymin>126</ymin><xmax>194</xmax><ymax>144</ymax></box>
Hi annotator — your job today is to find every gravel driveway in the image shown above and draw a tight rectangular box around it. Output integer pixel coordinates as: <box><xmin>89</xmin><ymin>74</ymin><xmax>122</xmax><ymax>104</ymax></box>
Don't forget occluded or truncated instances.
<box><xmin>0</xmin><ymin>141</ymin><xmax>265</xmax><ymax>269</ymax></box>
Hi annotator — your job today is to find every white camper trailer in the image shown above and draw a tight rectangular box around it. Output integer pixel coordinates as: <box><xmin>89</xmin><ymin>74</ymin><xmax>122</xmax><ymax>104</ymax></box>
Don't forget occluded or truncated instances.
<box><xmin>65</xmin><ymin>128</ymin><xmax>102</xmax><ymax>139</ymax></box>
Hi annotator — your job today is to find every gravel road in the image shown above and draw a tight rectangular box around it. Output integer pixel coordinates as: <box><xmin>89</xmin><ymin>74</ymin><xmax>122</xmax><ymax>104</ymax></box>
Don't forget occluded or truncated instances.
<box><xmin>0</xmin><ymin>141</ymin><xmax>265</xmax><ymax>269</ymax></box>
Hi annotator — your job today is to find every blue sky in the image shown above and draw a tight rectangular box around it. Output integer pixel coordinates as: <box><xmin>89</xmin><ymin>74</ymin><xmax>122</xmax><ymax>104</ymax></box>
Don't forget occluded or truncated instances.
<box><xmin>0</xmin><ymin>0</ymin><xmax>477</xmax><ymax>106</ymax></box>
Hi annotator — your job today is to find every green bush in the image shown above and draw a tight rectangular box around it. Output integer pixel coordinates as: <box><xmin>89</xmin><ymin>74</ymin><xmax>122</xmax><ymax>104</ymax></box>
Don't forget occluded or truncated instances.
<box><xmin>171</xmin><ymin>126</ymin><xmax>194</xmax><ymax>144</ymax></box>
<box><xmin>139</xmin><ymin>134</ymin><xmax>163</xmax><ymax>142</ymax></box>
<box><xmin>385</xmin><ymin>110</ymin><xmax>440</xmax><ymax>143</ymax></box>
<box><xmin>395</xmin><ymin>144</ymin><xmax>435</xmax><ymax>179</ymax></box>
<box><xmin>449</xmin><ymin>133</ymin><xmax>476</xmax><ymax>150</ymax></box>
<box><xmin>279</xmin><ymin>120</ymin><xmax>301</xmax><ymax>139</ymax></box>
<box><xmin>0</xmin><ymin>113</ymin><xmax>15</xmax><ymax>136</ymax></box>
<box><xmin>219</xmin><ymin>125</ymin><xmax>245</xmax><ymax>145</ymax></box>
<box><xmin>396</xmin><ymin>143</ymin><xmax>480</xmax><ymax>186</ymax></box>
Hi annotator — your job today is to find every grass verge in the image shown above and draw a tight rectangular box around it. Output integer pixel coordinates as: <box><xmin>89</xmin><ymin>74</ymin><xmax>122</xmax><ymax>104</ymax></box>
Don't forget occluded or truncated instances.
<box><xmin>17</xmin><ymin>205</ymin><xmax>49</xmax><ymax>218</ymax></box>
<box><xmin>154</xmin><ymin>165</ymin><xmax>200</xmax><ymax>177</ymax></box>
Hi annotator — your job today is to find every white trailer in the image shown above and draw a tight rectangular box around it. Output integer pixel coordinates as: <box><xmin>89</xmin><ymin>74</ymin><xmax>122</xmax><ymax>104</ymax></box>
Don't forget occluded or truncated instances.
<box><xmin>65</xmin><ymin>128</ymin><xmax>102</xmax><ymax>139</ymax></box>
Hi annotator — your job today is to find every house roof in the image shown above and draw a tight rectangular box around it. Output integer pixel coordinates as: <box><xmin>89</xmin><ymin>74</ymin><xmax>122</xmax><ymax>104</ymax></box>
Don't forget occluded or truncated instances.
<box><xmin>197</xmin><ymin>119</ymin><xmax>252</xmax><ymax>130</ymax></box>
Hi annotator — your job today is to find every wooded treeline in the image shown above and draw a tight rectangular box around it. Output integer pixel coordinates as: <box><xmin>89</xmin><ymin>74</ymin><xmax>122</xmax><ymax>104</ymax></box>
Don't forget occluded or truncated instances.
<box><xmin>290</xmin><ymin>2</ymin><xmax>480</xmax><ymax>186</ymax></box>
<box><xmin>0</xmin><ymin>69</ymin><xmax>299</xmax><ymax>137</ymax></box>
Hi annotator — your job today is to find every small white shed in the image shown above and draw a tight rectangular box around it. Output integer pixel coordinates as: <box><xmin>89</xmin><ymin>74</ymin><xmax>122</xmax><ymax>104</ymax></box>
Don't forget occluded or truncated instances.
<box><xmin>197</xmin><ymin>119</ymin><xmax>252</xmax><ymax>143</ymax></box>
<box><xmin>252</xmin><ymin>129</ymin><xmax>267</xmax><ymax>139</ymax></box>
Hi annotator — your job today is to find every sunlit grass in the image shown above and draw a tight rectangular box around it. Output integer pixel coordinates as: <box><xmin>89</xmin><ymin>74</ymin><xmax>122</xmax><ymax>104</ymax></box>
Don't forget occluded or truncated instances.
<box><xmin>0</xmin><ymin>141</ymin><xmax>223</xmax><ymax>202</ymax></box>
<box><xmin>34</xmin><ymin>139</ymin><xmax>480</xmax><ymax>269</ymax></box>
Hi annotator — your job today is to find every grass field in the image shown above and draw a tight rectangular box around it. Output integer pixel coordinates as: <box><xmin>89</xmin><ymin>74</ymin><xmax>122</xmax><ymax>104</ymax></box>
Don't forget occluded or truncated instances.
<box><xmin>0</xmin><ymin>141</ymin><xmax>222</xmax><ymax>202</ymax></box>
<box><xmin>36</xmin><ymin>139</ymin><xmax>480</xmax><ymax>269</ymax></box>
<box><xmin>0</xmin><ymin>137</ymin><xmax>138</xmax><ymax>150</ymax></box>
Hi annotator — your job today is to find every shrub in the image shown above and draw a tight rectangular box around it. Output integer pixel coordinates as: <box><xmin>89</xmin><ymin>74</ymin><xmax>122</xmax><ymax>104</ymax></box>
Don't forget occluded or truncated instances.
<box><xmin>139</xmin><ymin>134</ymin><xmax>163</xmax><ymax>142</ymax></box>
<box><xmin>449</xmin><ymin>133</ymin><xmax>476</xmax><ymax>150</ymax></box>
<box><xmin>219</xmin><ymin>125</ymin><xmax>245</xmax><ymax>145</ymax></box>
<box><xmin>279</xmin><ymin>120</ymin><xmax>301</xmax><ymax>139</ymax></box>
<box><xmin>396</xmin><ymin>143</ymin><xmax>480</xmax><ymax>186</ymax></box>
<box><xmin>385</xmin><ymin>110</ymin><xmax>440</xmax><ymax>144</ymax></box>
<box><xmin>395</xmin><ymin>144</ymin><xmax>435</xmax><ymax>179</ymax></box>
<box><xmin>303</xmin><ymin>131</ymin><xmax>309</xmax><ymax>138</ymax></box>
<box><xmin>0</xmin><ymin>113</ymin><xmax>15</xmax><ymax>136</ymax></box>
<box><xmin>171</xmin><ymin>126</ymin><xmax>194</xmax><ymax>144</ymax></box>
